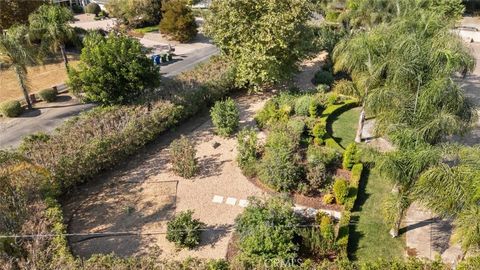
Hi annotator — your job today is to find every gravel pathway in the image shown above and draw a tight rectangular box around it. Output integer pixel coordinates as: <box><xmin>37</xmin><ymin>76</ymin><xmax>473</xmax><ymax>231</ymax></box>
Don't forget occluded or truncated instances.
<box><xmin>64</xmin><ymin>93</ymin><xmax>269</xmax><ymax>260</ymax></box>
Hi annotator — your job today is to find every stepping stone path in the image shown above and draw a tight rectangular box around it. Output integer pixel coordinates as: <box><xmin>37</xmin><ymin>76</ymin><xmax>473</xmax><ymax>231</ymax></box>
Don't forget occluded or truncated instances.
<box><xmin>211</xmin><ymin>195</ymin><xmax>249</xmax><ymax>208</ymax></box>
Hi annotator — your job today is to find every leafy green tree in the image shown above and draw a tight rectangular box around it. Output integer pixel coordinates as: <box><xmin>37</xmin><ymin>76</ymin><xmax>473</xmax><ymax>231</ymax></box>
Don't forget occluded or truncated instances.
<box><xmin>0</xmin><ymin>0</ymin><xmax>45</xmax><ymax>31</ymax></box>
<box><xmin>68</xmin><ymin>32</ymin><xmax>160</xmax><ymax>105</ymax></box>
<box><xmin>106</xmin><ymin>0</ymin><xmax>162</xmax><ymax>27</ymax></box>
<box><xmin>205</xmin><ymin>0</ymin><xmax>313</xmax><ymax>88</ymax></box>
<box><xmin>0</xmin><ymin>25</ymin><xmax>38</xmax><ymax>109</ymax></box>
<box><xmin>235</xmin><ymin>196</ymin><xmax>299</xmax><ymax>266</ymax></box>
<box><xmin>159</xmin><ymin>0</ymin><xmax>198</xmax><ymax>43</ymax></box>
<box><xmin>29</xmin><ymin>5</ymin><xmax>75</xmax><ymax>71</ymax></box>
<box><xmin>166</xmin><ymin>210</ymin><xmax>204</xmax><ymax>248</ymax></box>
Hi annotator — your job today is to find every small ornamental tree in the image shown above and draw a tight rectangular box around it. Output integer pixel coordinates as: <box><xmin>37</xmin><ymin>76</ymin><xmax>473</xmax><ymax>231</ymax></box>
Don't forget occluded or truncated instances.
<box><xmin>342</xmin><ymin>142</ymin><xmax>360</xmax><ymax>170</ymax></box>
<box><xmin>166</xmin><ymin>210</ymin><xmax>204</xmax><ymax>248</ymax></box>
<box><xmin>333</xmin><ymin>178</ymin><xmax>349</xmax><ymax>205</ymax></box>
<box><xmin>210</xmin><ymin>97</ymin><xmax>240</xmax><ymax>137</ymax></box>
<box><xmin>159</xmin><ymin>0</ymin><xmax>198</xmax><ymax>42</ymax></box>
<box><xmin>170</xmin><ymin>136</ymin><xmax>197</xmax><ymax>178</ymax></box>
<box><xmin>68</xmin><ymin>33</ymin><xmax>160</xmax><ymax>105</ymax></box>
<box><xmin>235</xmin><ymin>197</ymin><xmax>299</xmax><ymax>265</ymax></box>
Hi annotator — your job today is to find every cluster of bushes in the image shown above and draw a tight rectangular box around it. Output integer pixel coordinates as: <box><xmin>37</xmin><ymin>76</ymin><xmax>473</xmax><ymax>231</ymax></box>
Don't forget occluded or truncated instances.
<box><xmin>245</xmin><ymin>91</ymin><xmax>357</xmax><ymax>195</ymax></box>
<box><xmin>85</xmin><ymin>3</ymin><xmax>101</xmax><ymax>16</ymax></box>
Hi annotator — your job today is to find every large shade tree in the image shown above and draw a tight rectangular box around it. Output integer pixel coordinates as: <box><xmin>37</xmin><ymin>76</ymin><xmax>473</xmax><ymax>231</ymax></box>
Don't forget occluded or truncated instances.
<box><xmin>0</xmin><ymin>25</ymin><xmax>38</xmax><ymax>109</ymax></box>
<box><xmin>205</xmin><ymin>0</ymin><xmax>314</xmax><ymax>88</ymax></box>
<box><xmin>0</xmin><ymin>0</ymin><xmax>45</xmax><ymax>31</ymax></box>
<box><xmin>28</xmin><ymin>4</ymin><xmax>75</xmax><ymax>71</ymax></box>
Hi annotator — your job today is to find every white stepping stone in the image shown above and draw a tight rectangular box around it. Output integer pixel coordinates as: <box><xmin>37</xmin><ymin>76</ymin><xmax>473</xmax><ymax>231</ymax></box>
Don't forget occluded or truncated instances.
<box><xmin>225</xmin><ymin>197</ymin><xmax>237</xmax><ymax>206</ymax></box>
<box><xmin>238</xmin><ymin>199</ymin><xmax>249</xmax><ymax>208</ymax></box>
<box><xmin>212</xmin><ymin>195</ymin><xmax>224</xmax><ymax>204</ymax></box>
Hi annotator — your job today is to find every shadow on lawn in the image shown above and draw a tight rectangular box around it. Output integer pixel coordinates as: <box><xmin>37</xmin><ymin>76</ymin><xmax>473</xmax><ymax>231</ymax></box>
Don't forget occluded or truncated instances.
<box><xmin>346</xmin><ymin>164</ymin><xmax>372</xmax><ymax>261</ymax></box>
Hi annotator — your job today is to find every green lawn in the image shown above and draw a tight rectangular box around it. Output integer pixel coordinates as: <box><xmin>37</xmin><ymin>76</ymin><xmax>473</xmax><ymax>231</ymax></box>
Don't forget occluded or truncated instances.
<box><xmin>348</xmin><ymin>166</ymin><xmax>405</xmax><ymax>262</ymax></box>
<box><xmin>331</xmin><ymin>107</ymin><xmax>360</xmax><ymax>148</ymax></box>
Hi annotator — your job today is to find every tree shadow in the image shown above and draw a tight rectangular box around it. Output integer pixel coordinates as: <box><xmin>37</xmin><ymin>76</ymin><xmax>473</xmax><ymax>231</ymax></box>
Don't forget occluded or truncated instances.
<box><xmin>197</xmin><ymin>153</ymin><xmax>230</xmax><ymax>179</ymax></box>
<box><xmin>198</xmin><ymin>224</ymin><xmax>233</xmax><ymax>248</ymax></box>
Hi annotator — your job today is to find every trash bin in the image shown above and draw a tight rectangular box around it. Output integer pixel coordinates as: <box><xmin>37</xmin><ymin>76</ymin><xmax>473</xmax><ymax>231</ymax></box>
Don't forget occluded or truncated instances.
<box><xmin>154</xmin><ymin>55</ymin><xmax>161</xmax><ymax>65</ymax></box>
<box><xmin>161</xmin><ymin>54</ymin><xmax>167</xmax><ymax>63</ymax></box>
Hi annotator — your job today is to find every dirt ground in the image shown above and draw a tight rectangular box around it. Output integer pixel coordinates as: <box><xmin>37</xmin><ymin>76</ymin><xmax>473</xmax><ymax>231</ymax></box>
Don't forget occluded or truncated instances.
<box><xmin>63</xmin><ymin>93</ymin><xmax>270</xmax><ymax>260</ymax></box>
<box><xmin>0</xmin><ymin>58</ymin><xmax>79</xmax><ymax>103</ymax></box>
<box><xmin>294</xmin><ymin>52</ymin><xmax>329</xmax><ymax>91</ymax></box>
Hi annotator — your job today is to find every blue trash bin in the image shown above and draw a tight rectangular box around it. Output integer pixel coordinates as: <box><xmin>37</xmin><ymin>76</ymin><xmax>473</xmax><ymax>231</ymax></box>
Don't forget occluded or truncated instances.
<box><xmin>154</xmin><ymin>55</ymin><xmax>161</xmax><ymax>65</ymax></box>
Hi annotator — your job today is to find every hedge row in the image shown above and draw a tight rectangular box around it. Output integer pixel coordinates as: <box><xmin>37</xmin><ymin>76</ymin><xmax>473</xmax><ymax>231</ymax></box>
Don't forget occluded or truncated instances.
<box><xmin>336</xmin><ymin>163</ymin><xmax>364</xmax><ymax>257</ymax></box>
<box><xmin>20</xmin><ymin>56</ymin><xmax>234</xmax><ymax>192</ymax></box>
<box><xmin>321</xmin><ymin>100</ymin><xmax>358</xmax><ymax>152</ymax></box>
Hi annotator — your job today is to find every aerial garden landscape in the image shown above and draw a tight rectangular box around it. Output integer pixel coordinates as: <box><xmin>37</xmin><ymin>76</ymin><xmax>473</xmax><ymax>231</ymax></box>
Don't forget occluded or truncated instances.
<box><xmin>1</xmin><ymin>0</ymin><xmax>480</xmax><ymax>269</ymax></box>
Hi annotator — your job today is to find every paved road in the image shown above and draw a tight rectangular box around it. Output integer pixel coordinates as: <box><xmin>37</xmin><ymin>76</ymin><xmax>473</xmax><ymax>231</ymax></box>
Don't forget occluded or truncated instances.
<box><xmin>0</xmin><ymin>44</ymin><xmax>218</xmax><ymax>150</ymax></box>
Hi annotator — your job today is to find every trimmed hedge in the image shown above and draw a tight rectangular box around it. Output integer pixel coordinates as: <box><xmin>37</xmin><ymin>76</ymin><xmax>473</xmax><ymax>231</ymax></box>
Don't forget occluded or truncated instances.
<box><xmin>39</xmin><ymin>88</ymin><xmax>57</xmax><ymax>102</ymax></box>
<box><xmin>0</xmin><ymin>100</ymin><xmax>23</xmax><ymax>117</ymax></box>
<box><xmin>337</xmin><ymin>163</ymin><xmax>364</xmax><ymax>257</ymax></box>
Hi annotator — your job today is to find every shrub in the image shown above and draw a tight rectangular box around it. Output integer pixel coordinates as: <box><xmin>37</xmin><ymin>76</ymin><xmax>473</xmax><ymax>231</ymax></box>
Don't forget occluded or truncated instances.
<box><xmin>306</xmin><ymin>144</ymin><xmax>339</xmax><ymax>168</ymax></box>
<box><xmin>237</xmin><ymin>128</ymin><xmax>257</xmax><ymax>177</ymax></box>
<box><xmin>170</xmin><ymin>136</ymin><xmax>197</xmax><ymax>178</ymax></box>
<box><xmin>311</xmin><ymin>121</ymin><xmax>327</xmax><ymax>145</ymax></box>
<box><xmin>287</xmin><ymin>118</ymin><xmax>305</xmax><ymax>142</ymax></box>
<box><xmin>235</xmin><ymin>197</ymin><xmax>299</xmax><ymax>265</ymax></box>
<box><xmin>306</xmin><ymin>161</ymin><xmax>327</xmax><ymax>190</ymax></box>
<box><xmin>71</xmin><ymin>5</ymin><xmax>84</xmax><ymax>14</ymax></box>
<box><xmin>254</xmin><ymin>99</ymin><xmax>291</xmax><ymax>129</ymax></box>
<box><xmin>326</xmin><ymin>93</ymin><xmax>338</xmax><ymax>106</ymax></box>
<box><xmin>294</xmin><ymin>95</ymin><xmax>313</xmax><ymax>116</ymax></box>
<box><xmin>319</xmin><ymin>215</ymin><xmax>335</xmax><ymax>241</ymax></box>
<box><xmin>68</xmin><ymin>33</ymin><xmax>160</xmax><ymax>105</ymax></box>
<box><xmin>259</xmin><ymin>130</ymin><xmax>301</xmax><ymax>191</ymax></box>
<box><xmin>333</xmin><ymin>178</ymin><xmax>349</xmax><ymax>205</ymax></box>
<box><xmin>316</xmin><ymin>84</ymin><xmax>330</xmax><ymax>94</ymax></box>
<box><xmin>210</xmin><ymin>97</ymin><xmax>239</xmax><ymax>137</ymax></box>
<box><xmin>312</xmin><ymin>70</ymin><xmax>334</xmax><ymax>86</ymax></box>
<box><xmin>323</xmin><ymin>193</ymin><xmax>334</xmax><ymax>204</ymax></box>
<box><xmin>342</xmin><ymin>143</ymin><xmax>360</xmax><ymax>170</ymax></box>
<box><xmin>85</xmin><ymin>3</ymin><xmax>101</xmax><ymax>15</ymax></box>
<box><xmin>159</xmin><ymin>0</ymin><xmax>198</xmax><ymax>42</ymax></box>
<box><xmin>166</xmin><ymin>210</ymin><xmax>203</xmax><ymax>248</ymax></box>
<box><xmin>325</xmin><ymin>11</ymin><xmax>340</xmax><ymax>22</ymax></box>
<box><xmin>38</xmin><ymin>88</ymin><xmax>57</xmax><ymax>102</ymax></box>
<box><xmin>0</xmin><ymin>100</ymin><xmax>23</xmax><ymax>117</ymax></box>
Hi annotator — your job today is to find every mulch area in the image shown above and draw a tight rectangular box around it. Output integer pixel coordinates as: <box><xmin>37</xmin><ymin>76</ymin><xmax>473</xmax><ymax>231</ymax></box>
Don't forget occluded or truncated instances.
<box><xmin>246</xmin><ymin>175</ymin><xmax>343</xmax><ymax>212</ymax></box>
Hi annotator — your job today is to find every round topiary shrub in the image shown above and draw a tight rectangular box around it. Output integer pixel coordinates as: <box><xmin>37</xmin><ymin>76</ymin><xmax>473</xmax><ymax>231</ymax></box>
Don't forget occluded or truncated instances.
<box><xmin>294</xmin><ymin>95</ymin><xmax>313</xmax><ymax>116</ymax></box>
<box><xmin>159</xmin><ymin>0</ymin><xmax>198</xmax><ymax>42</ymax></box>
<box><xmin>323</xmin><ymin>193</ymin><xmax>334</xmax><ymax>204</ymax></box>
<box><xmin>166</xmin><ymin>210</ymin><xmax>204</xmax><ymax>248</ymax></box>
<box><xmin>85</xmin><ymin>3</ymin><xmax>101</xmax><ymax>16</ymax></box>
<box><xmin>0</xmin><ymin>100</ymin><xmax>23</xmax><ymax>117</ymax></box>
<box><xmin>342</xmin><ymin>142</ymin><xmax>360</xmax><ymax>170</ymax></box>
<box><xmin>38</xmin><ymin>88</ymin><xmax>57</xmax><ymax>102</ymax></box>
<box><xmin>170</xmin><ymin>135</ymin><xmax>197</xmax><ymax>178</ymax></box>
<box><xmin>210</xmin><ymin>97</ymin><xmax>240</xmax><ymax>137</ymax></box>
<box><xmin>312</xmin><ymin>70</ymin><xmax>334</xmax><ymax>86</ymax></box>
<box><xmin>333</xmin><ymin>178</ymin><xmax>349</xmax><ymax>205</ymax></box>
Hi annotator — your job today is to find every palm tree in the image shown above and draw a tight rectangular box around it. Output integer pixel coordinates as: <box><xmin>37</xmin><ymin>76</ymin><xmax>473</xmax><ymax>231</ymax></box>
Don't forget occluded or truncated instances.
<box><xmin>28</xmin><ymin>5</ymin><xmax>74</xmax><ymax>71</ymax></box>
<box><xmin>377</xmin><ymin>145</ymin><xmax>441</xmax><ymax>237</ymax></box>
<box><xmin>0</xmin><ymin>25</ymin><xmax>38</xmax><ymax>109</ymax></box>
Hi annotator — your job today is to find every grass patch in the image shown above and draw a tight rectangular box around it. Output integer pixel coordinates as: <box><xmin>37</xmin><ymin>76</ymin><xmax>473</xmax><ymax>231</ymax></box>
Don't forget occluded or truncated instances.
<box><xmin>347</xmin><ymin>165</ymin><xmax>405</xmax><ymax>262</ymax></box>
<box><xmin>133</xmin><ymin>25</ymin><xmax>159</xmax><ymax>35</ymax></box>
<box><xmin>331</xmin><ymin>107</ymin><xmax>360</xmax><ymax>148</ymax></box>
